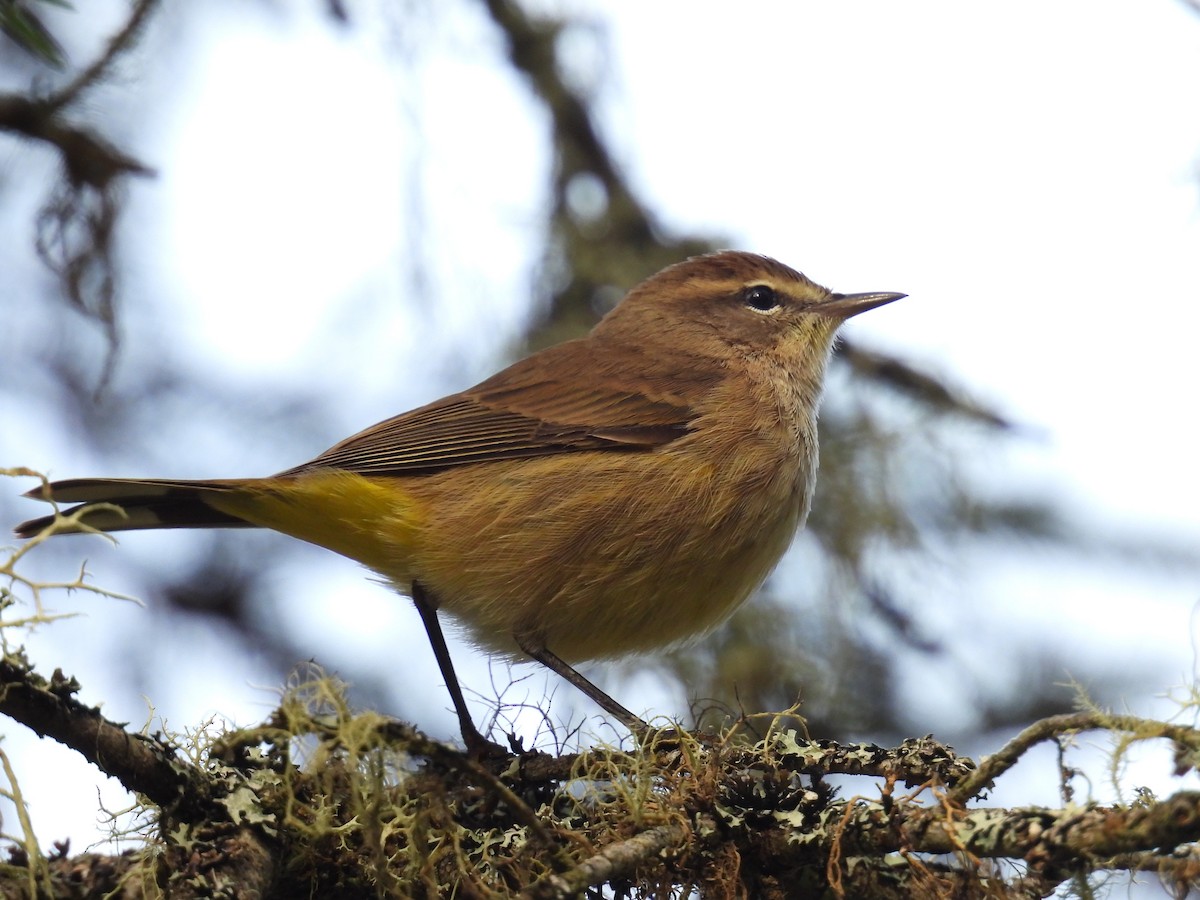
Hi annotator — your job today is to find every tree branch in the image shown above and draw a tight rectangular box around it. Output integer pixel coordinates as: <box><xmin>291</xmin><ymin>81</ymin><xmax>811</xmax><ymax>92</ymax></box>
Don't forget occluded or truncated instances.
<box><xmin>0</xmin><ymin>655</ymin><xmax>215</xmax><ymax>821</ymax></box>
<box><xmin>524</xmin><ymin>822</ymin><xmax>689</xmax><ymax>899</ymax></box>
<box><xmin>949</xmin><ymin>711</ymin><xmax>1200</xmax><ymax>803</ymax></box>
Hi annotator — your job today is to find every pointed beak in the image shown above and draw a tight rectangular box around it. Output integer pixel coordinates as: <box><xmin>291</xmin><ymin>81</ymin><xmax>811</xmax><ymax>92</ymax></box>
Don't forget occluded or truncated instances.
<box><xmin>817</xmin><ymin>290</ymin><xmax>906</xmax><ymax>320</ymax></box>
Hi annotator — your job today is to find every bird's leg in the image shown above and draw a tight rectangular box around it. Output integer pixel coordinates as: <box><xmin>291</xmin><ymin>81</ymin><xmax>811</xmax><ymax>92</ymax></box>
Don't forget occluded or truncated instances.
<box><xmin>516</xmin><ymin>637</ymin><xmax>652</xmax><ymax>740</ymax></box>
<box><xmin>411</xmin><ymin>581</ymin><xmax>509</xmax><ymax>758</ymax></box>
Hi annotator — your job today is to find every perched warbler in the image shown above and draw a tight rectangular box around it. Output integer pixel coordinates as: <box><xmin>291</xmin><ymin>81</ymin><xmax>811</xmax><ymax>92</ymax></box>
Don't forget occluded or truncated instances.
<box><xmin>17</xmin><ymin>251</ymin><xmax>903</xmax><ymax>753</ymax></box>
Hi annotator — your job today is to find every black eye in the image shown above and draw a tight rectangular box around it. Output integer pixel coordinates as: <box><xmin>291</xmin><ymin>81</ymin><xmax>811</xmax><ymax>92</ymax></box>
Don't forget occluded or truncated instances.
<box><xmin>743</xmin><ymin>285</ymin><xmax>780</xmax><ymax>312</ymax></box>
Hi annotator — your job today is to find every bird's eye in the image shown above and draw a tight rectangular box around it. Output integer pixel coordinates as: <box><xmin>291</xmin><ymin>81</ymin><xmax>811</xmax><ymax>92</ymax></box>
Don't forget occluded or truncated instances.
<box><xmin>743</xmin><ymin>285</ymin><xmax>780</xmax><ymax>312</ymax></box>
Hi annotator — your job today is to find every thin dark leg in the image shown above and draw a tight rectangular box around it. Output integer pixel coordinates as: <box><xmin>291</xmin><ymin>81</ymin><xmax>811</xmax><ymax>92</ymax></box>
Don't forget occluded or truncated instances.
<box><xmin>517</xmin><ymin>638</ymin><xmax>650</xmax><ymax>738</ymax></box>
<box><xmin>412</xmin><ymin>581</ymin><xmax>502</xmax><ymax>757</ymax></box>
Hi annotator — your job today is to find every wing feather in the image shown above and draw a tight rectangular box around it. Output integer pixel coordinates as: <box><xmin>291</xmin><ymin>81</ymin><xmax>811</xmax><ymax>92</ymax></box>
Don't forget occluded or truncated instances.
<box><xmin>284</xmin><ymin>339</ymin><xmax>712</xmax><ymax>478</ymax></box>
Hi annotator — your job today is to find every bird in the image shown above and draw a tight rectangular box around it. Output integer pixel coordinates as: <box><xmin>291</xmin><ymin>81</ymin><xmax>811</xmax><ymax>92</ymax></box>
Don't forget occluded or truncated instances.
<box><xmin>17</xmin><ymin>250</ymin><xmax>903</xmax><ymax>754</ymax></box>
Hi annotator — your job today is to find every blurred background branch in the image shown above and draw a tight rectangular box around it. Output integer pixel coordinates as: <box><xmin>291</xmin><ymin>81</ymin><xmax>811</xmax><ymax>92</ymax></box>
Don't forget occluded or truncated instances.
<box><xmin>0</xmin><ymin>0</ymin><xmax>158</xmax><ymax>390</ymax></box>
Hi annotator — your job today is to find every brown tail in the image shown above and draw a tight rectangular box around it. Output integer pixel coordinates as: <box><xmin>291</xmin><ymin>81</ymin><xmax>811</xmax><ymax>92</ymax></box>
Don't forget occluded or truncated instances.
<box><xmin>15</xmin><ymin>478</ymin><xmax>256</xmax><ymax>538</ymax></box>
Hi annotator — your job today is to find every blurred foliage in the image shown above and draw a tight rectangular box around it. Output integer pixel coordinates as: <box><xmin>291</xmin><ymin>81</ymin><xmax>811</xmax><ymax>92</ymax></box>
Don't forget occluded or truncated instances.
<box><xmin>0</xmin><ymin>0</ymin><xmax>70</xmax><ymax>69</ymax></box>
<box><xmin>1</xmin><ymin>0</ymin><xmax>1196</xmax><ymax>747</ymax></box>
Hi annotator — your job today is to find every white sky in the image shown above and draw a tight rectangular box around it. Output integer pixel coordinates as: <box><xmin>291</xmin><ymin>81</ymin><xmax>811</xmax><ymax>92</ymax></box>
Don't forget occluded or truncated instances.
<box><xmin>4</xmin><ymin>0</ymin><xmax>1200</xmax><ymax>862</ymax></box>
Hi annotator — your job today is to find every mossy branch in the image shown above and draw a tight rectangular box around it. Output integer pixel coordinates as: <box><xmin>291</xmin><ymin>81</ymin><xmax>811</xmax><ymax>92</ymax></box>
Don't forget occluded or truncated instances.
<box><xmin>3</xmin><ymin>658</ymin><xmax>1200</xmax><ymax>897</ymax></box>
<box><xmin>949</xmin><ymin>711</ymin><xmax>1200</xmax><ymax>804</ymax></box>
<box><xmin>0</xmin><ymin>654</ymin><xmax>215</xmax><ymax>822</ymax></box>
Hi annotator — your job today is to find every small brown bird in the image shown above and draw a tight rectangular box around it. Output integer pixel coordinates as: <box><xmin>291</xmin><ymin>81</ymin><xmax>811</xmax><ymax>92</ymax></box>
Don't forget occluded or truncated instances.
<box><xmin>18</xmin><ymin>251</ymin><xmax>902</xmax><ymax>753</ymax></box>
